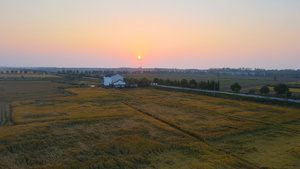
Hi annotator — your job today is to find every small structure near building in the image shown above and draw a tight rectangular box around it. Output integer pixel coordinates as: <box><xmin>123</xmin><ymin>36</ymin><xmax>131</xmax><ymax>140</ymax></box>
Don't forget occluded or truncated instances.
<box><xmin>103</xmin><ymin>74</ymin><xmax>126</xmax><ymax>87</ymax></box>
<box><xmin>129</xmin><ymin>84</ymin><xmax>138</xmax><ymax>87</ymax></box>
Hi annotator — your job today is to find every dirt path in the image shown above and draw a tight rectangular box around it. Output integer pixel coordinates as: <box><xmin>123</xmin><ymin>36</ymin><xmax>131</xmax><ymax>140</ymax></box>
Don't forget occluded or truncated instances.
<box><xmin>0</xmin><ymin>103</ymin><xmax>14</xmax><ymax>126</ymax></box>
<box><xmin>121</xmin><ymin>102</ymin><xmax>260</xmax><ymax>169</ymax></box>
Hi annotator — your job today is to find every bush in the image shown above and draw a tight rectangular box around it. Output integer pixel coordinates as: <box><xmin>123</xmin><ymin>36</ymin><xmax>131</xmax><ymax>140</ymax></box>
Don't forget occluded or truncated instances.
<box><xmin>248</xmin><ymin>89</ymin><xmax>255</xmax><ymax>94</ymax></box>
<box><xmin>138</xmin><ymin>77</ymin><xmax>150</xmax><ymax>87</ymax></box>
<box><xmin>260</xmin><ymin>85</ymin><xmax>270</xmax><ymax>95</ymax></box>
<box><xmin>189</xmin><ymin>79</ymin><xmax>197</xmax><ymax>88</ymax></box>
<box><xmin>190</xmin><ymin>84</ymin><xmax>197</xmax><ymax>88</ymax></box>
<box><xmin>234</xmin><ymin>87</ymin><xmax>240</xmax><ymax>93</ymax></box>
<box><xmin>274</xmin><ymin>83</ymin><xmax>289</xmax><ymax>96</ymax></box>
<box><xmin>231</xmin><ymin>82</ymin><xmax>241</xmax><ymax>92</ymax></box>
<box><xmin>180</xmin><ymin>79</ymin><xmax>189</xmax><ymax>87</ymax></box>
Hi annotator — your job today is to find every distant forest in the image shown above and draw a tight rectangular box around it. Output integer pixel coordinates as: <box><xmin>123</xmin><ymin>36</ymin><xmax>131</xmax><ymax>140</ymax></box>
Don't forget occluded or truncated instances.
<box><xmin>1</xmin><ymin>67</ymin><xmax>300</xmax><ymax>78</ymax></box>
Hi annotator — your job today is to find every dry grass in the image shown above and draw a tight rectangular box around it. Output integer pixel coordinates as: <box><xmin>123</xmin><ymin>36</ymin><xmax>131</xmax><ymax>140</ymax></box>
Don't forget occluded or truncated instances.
<box><xmin>0</xmin><ymin>84</ymin><xmax>299</xmax><ymax>168</ymax></box>
<box><xmin>120</xmin><ymin>88</ymin><xmax>300</xmax><ymax>168</ymax></box>
<box><xmin>1</xmin><ymin>86</ymin><xmax>256</xmax><ymax>168</ymax></box>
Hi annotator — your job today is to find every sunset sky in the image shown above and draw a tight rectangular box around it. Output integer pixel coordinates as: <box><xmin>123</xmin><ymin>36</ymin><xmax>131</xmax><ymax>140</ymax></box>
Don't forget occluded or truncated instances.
<box><xmin>0</xmin><ymin>0</ymin><xmax>299</xmax><ymax>69</ymax></box>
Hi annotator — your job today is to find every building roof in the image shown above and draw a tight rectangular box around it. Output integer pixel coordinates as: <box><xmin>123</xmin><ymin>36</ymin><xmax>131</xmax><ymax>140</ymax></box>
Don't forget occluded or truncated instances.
<box><xmin>113</xmin><ymin>79</ymin><xmax>126</xmax><ymax>84</ymax></box>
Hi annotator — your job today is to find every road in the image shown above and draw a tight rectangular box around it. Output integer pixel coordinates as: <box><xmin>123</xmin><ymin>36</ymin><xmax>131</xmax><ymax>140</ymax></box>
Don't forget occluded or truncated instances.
<box><xmin>153</xmin><ymin>85</ymin><xmax>300</xmax><ymax>103</ymax></box>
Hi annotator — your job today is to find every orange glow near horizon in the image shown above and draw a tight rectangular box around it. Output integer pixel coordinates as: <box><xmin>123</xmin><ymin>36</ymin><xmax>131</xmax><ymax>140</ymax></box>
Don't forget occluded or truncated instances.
<box><xmin>0</xmin><ymin>1</ymin><xmax>299</xmax><ymax>69</ymax></box>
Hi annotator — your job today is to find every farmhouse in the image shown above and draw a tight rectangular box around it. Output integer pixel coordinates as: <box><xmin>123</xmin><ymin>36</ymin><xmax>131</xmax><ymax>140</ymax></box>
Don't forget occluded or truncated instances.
<box><xmin>103</xmin><ymin>74</ymin><xmax>126</xmax><ymax>87</ymax></box>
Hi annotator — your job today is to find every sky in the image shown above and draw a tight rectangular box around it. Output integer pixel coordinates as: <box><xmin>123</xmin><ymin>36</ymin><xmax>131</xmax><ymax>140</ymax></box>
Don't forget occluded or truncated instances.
<box><xmin>0</xmin><ymin>0</ymin><xmax>299</xmax><ymax>69</ymax></box>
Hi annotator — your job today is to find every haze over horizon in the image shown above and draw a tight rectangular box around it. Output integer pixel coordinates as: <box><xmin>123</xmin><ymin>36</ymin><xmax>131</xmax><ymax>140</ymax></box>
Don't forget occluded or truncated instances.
<box><xmin>1</xmin><ymin>1</ymin><xmax>299</xmax><ymax>69</ymax></box>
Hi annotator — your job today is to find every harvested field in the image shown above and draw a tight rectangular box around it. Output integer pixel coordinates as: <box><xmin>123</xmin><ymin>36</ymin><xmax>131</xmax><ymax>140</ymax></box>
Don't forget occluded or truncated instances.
<box><xmin>0</xmin><ymin>85</ymin><xmax>299</xmax><ymax>168</ymax></box>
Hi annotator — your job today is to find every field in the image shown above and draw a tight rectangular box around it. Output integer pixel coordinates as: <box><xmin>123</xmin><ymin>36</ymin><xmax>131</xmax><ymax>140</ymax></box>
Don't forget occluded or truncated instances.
<box><xmin>120</xmin><ymin>88</ymin><xmax>300</xmax><ymax>168</ymax></box>
<box><xmin>0</xmin><ymin>80</ymin><xmax>69</xmax><ymax>103</ymax></box>
<box><xmin>124</xmin><ymin>73</ymin><xmax>300</xmax><ymax>92</ymax></box>
<box><xmin>0</xmin><ymin>80</ymin><xmax>299</xmax><ymax>168</ymax></box>
<box><xmin>287</xmin><ymin>81</ymin><xmax>300</xmax><ymax>87</ymax></box>
<box><xmin>0</xmin><ymin>74</ymin><xmax>58</xmax><ymax>78</ymax></box>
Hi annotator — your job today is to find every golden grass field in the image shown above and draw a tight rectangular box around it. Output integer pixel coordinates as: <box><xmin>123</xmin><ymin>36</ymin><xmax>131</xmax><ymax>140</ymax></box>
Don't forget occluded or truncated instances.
<box><xmin>0</xmin><ymin>81</ymin><xmax>299</xmax><ymax>168</ymax></box>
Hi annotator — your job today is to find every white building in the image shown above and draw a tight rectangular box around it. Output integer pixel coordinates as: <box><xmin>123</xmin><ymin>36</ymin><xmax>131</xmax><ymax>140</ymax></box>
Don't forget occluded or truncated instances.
<box><xmin>103</xmin><ymin>74</ymin><xmax>126</xmax><ymax>87</ymax></box>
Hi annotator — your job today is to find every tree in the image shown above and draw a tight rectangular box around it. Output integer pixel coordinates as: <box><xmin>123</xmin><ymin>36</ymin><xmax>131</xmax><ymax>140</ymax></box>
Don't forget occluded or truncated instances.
<box><xmin>248</xmin><ymin>89</ymin><xmax>255</xmax><ymax>94</ymax></box>
<box><xmin>260</xmin><ymin>85</ymin><xmax>270</xmax><ymax>95</ymax></box>
<box><xmin>138</xmin><ymin>77</ymin><xmax>150</xmax><ymax>87</ymax></box>
<box><xmin>216</xmin><ymin>81</ymin><xmax>220</xmax><ymax>91</ymax></box>
<box><xmin>198</xmin><ymin>81</ymin><xmax>208</xmax><ymax>89</ymax></box>
<box><xmin>274</xmin><ymin>75</ymin><xmax>277</xmax><ymax>81</ymax></box>
<box><xmin>210</xmin><ymin>80</ymin><xmax>215</xmax><ymax>90</ymax></box>
<box><xmin>180</xmin><ymin>79</ymin><xmax>189</xmax><ymax>87</ymax></box>
<box><xmin>171</xmin><ymin>80</ymin><xmax>179</xmax><ymax>86</ymax></box>
<box><xmin>153</xmin><ymin>78</ymin><xmax>159</xmax><ymax>83</ymax></box>
<box><xmin>189</xmin><ymin>79</ymin><xmax>197</xmax><ymax>88</ymax></box>
<box><xmin>165</xmin><ymin>79</ymin><xmax>171</xmax><ymax>86</ymax></box>
<box><xmin>231</xmin><ymin>82</ymin><xmax>241</xmax><ymax>92</ymax></box>
<box><xmin>274</xmin><ymin>83</ymin><xmax>289</xmax><ymax>96</ymax></box>
<box><xmin>158</xmin><ymin>79</ymin><xmax>164</xmax><ymax>85</ymax></box>
<box><xmin>207</xmin><ymin>80</ymin><xmax>211</xmax><ymax>90</ymax></box>
<box><xmin>234</xmin><ymin>87</ymin><xmax>240</xmax><ymax>93</ymax></box>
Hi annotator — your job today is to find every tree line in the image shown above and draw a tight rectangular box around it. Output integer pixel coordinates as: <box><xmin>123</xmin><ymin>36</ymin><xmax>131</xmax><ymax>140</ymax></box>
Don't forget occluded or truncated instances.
<box><xmin>122</xmin><ymin>77</ymin><xmax>296</xmax><ymax>99</ymax></box>
<box><xmin>124</xmin><ymin>77</ymin><xmax>220</xmax><ymax>90</ymax></box>
<box><xmin>0</xmin><ymin>70</ymin><xmax>30</xmax><ymax>74</ymax></box>
<box><xmin>260</xmin><ymin>84</ymin><xmax>293</xmax><ymax>98</ymax></box>
<box><xmin>124</xmin><ymin>77</ymin><xmax>151</xmax><ymax>87</ymax></box>
<box><xmin>153</xmin><ymin>78</ymin><xmax>220</xmax><ymax>90</ymax></box>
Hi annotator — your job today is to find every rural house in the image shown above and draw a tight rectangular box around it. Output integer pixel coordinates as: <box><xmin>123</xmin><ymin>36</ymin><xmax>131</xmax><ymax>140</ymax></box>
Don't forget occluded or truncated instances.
<box><xmin>103</xmin><ymin>74</ymin><xmax>126</xmax><ymax>87</ymax></box>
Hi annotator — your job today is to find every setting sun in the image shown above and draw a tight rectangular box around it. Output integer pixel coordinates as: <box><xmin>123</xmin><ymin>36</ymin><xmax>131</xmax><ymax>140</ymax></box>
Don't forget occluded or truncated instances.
<box><xmin>137</xmin><ymin>56</ymin><xmax>141</xmax><ymax>59</ymax></box>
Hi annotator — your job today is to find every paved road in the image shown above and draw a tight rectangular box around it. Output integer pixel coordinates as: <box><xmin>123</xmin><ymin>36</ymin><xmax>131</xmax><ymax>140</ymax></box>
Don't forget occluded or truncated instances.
<box><xmin>153</xmin><ymin>85</ymin><xmax>300</xmax><ymax>103</ymax></box>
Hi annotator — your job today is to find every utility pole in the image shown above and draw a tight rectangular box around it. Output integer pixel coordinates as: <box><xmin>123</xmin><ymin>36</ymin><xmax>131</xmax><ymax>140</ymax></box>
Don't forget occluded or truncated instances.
<box><xmin>285</xmin><ymin>90</ymin><xmax>288</xmax><ymax>104</ymax></box>
<box><xmin>214</xmin><ymin>73</ymin><xmax>220</xmax><ymax>97</ymax></box>
<box><xmin>214</xmin><ymin>80</ymin><xmax>216</xmax><ymax>96</ymax></box>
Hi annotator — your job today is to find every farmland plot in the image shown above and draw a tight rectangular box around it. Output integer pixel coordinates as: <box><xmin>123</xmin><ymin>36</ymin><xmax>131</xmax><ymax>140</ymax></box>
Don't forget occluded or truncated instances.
<box><xmin>0</xmin><ymin>85</ymin><xmax>299</xmax><ymax>168</ymax></box>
